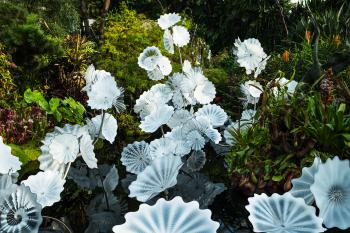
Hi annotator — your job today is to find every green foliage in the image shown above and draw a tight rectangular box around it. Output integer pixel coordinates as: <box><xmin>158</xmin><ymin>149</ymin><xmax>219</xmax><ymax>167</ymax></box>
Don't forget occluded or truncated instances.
<box><xmin>96</xmin><ymin>4</ymin><xmax>163</xmax><ymax>142</ymax></box>
<box><xmin>294</xmin><ymin>95</ymin><xmax>350</xmax><ymax>154</ymax></box>
<box><xmin>0</xmin><ymin>45</ymin><xmax>19</xmax><ymax>106</ymax></box>
<box><xmin>24</xmin><ymin>89</ymin><xmax>86</xmax><ymax>124</ymax></box>
<box><xmin>0</xmin><ymin>12</ymin><xmax>63</xmax><ymax>70</ymax></box>
<box><xmin>9</xmin><ymin>141</ymin><xmax>41</xmax><ymax>165</ymax></box>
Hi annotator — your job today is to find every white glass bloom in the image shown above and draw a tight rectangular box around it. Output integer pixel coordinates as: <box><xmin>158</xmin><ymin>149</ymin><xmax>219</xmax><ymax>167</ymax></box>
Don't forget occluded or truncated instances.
<box><xmin>224</xmin><ymin>121</ymin><xmax>239</xmax><ymax>146</ymax></box>
<box><xmin>147</xmin><ymin>68</ymin><xmax>164</xmax><ymax>81</ymax></box>
<box><xmin>138</xmin><ymin>46</ymin><xmax>162</xmax><ymax>71</ymax></box>
<box><xmin>310</xmin><ymin>156</ymin><xmax>350</xmax><ymax>229</ymax></box>
<box><xmin>246</xmin><ymin>192</ymin><xmax>326</xmax><ymax>233</ymax></box>
<box><xmin>183</xmin><ymin>60</ymin><xmax>192</xmax><ymax>74</ymax></box>
<box><xmin>289</xmin><ymin>157</ymin><xmax>321</xmax><ymax>205</ymax></box>
<box><xmin>0</xmin><ymin>185</ymin><xmax>42</xmax><ymax>233</ymax></box>
<box><xmin>22</xmin><ymin>170</ymin><xmax>65</xmax><ymax>207</ymax></box>
<box><xmin>121</xmin><ymin>141</ymin><xmax>152</xmax><ymax>174</ymax></box>
<box><xmin>80</xmin><ymin>133</ymin><xmax>97</xmax><ymax>169</ymax></box>
<box><xmin>129</xmin><ymin>155</ymin><xmax>183</xmax><ymax>202</ymax></box>
<box><xmin>240</xmin><ymin>80</ymin><xmax>263</xmax><ymax>105</ymax></box>
<box><xmin>167</xmin><ymin>109</ymin><xmax>192</xmax><ymax>129</ymax></box>
<box><xmin>195</xmin><ymin>104</ymin><xmax>228</xmax><ymax>128</ymax></box>
<box><xmin>172</xmin><ymin>26</ymin><xmax>190</xmax><ymax>47</ymax></box>
<box><xmin>163</xmin><ymin>29</ymin><xmax>174</xmax><ymax>54</ymax></box>
<box><xmin>150</xmin><ymin>84</ymin><xmax>173</xmax><ymax>103</ymax></box>
<box><xmin>0</xmin><ymin>137</ymin><xmax>21</xmax><ymax>175</ymax></box>
<box><xmin>90</xmin><ymin>113</ymin><xmax>118</xmax><ymax>144</ymax></box>
<box><xmin>157</xmin><ymin>13</ymin><xmax>181</xmax><ymax>30</ymax></box>
<box><xmin>234</xmin><ymin>38</ymin><xmax>268</xmax><ymax>77</ymax></box>
<box><xmin>38</xmin><ymin>124</ymin><xmax>85</xmax><ymax>173</ymax></box>
<box><xmin>140</xmin><ymin>105</ymin><xmax>174</xmax><ymax>133</ymax></box>
<box><xmin>87</xmin><ymin>71</ymin><xmax>124</xmax><ymax>111</ymax></box>
<box><xmin>149</xmin><ymin>137</ymin><xmax>177</xmax><ymax>159</ymax></box>
<box><xmin>180</xmin><ymin>67</ymin><xmax>216</xmax><ymax>105</ymax></box>
<box><xmin>241</xmin><ymin>109</ymin><xmax>256</xmax><ymax>122</ymax></box>
<box><xmin>0</xmin><ymin>175</ymin><xmax>17</xmax><ymax>202</ymax></box>
<box><xmin>157</xmin><ymin>56</ymin><xmax>172</xmax><ymax>76</ymax></box>
<box><xmin>82</xmin><ymin>64</ymin><xmax>97</xmax><ymax>92</ymax></box>
<box><xmin>112</xmin><ymin>196</ymin><xmax>219</xmax><ymax>233</ymax></box>
<box><xmin>164</xmin><ymin>127</ymin><xmax>192</xmax><ymax>156</ymax></box>
<box><xmin>272</xmin><ymin>77</ymin><xmax>298</xmax><ymax>96</ymax></box>
<box><xmin>186</xmin><ymin>130</ymin><xmax>205</xmax><ymax>150</ymax></box>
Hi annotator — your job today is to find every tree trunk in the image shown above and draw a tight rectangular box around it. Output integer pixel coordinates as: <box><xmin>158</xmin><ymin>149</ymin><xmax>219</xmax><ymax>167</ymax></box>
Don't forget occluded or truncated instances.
<box><xmin>99</xmin><ymin>0</ymin><xmax>111</xmax><ymax>37</ymax></box>
<box><xmin>80</xmin><ymin>0</ymin><xmax>90</xmax><ymax>37</ymax></box>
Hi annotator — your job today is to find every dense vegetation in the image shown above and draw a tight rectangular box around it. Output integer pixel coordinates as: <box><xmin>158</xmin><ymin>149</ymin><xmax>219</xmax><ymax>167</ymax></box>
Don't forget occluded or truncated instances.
<box><xmin>0</xmin><ymin>0</ymin><xmax>349</xmax><ymax>232</ymax></box>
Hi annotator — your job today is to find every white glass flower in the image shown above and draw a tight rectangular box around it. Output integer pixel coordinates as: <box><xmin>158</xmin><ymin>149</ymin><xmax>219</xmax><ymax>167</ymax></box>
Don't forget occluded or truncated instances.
<box><xmin>224</xmin><ymin>121</ymin><xmax>239</xmax><ymax>146</ymax></box>
<box><xmin>129</xmin><ymin>155</ymin><xmax>183</xmax><ymax>202</ymax></box>
<box><xmin>163</xmin><ymin>29</ymin><xmax>174</xmax><ymax>54</ymax></box>
<box><xmin>246</xmin><ymin>192</ymin><xmax>326</xmax><ymax>233</ymax></box>
<box><xmin>167</xmin><ymin>109</ymin><xmax>193</xmax><ymax>129</ymax></box>
<box><xmin>138</xmin><ymin>46</ymin><xmax>162</xmax><ymax>71</ymax></box>
<box><xmin>22</xmin><ymin>170</ymin><xmax>65</xmax><ymax>207</ymax></box>
<box><xmin>0</xmin><ymin>175</ymin><xmax>17</xmax><ymax>202</ymax></box>
<box><xmin>172</xmin><ymin>25</ymin><xmax>190</xmax><ymax>47</ymax></box>
<box><xmin>0</xmin><ymin>185</ymin><xmax>42</xmax><ymax>233</ymax></box>
<box><xmin>147</xmin><ymin>67</ymin><xmax>164</xmax><ymax>81</ymax></box>
<box><xmin>80</xmin><ymin>133</ymin><xmax>97</xmax><ymax>169</ymax></box>
<box><xmin>121</xmin><ymin>141</ymin><xmax>152</xmax><ymax>174</ymax></box>
<box><xmin>182</xmin><ymin>60</ymin><xmax>192</xmax><ymax>74</ymax></box>
<box><xmin>157</xmin><ymin>13</ymin><xmax>181</xmax><ymax>30</ymax></box>
<box><xmin>289</xmin><ymin>157</ymin><xmax>321</xmax><ymax>205</ymax></box>
<box><xmin>112</xmin><ymin>196</ymin><xmax>219</xmax><ymax>233</ymax></box>
<box><xmin>164</xmin><ymin>127</ymin><xmax>192</xmax><ymax>156</ymax></box>
<box><xmin>310</xmin><ymin>156</ymin><xmax>350</xmax><ymax>229</ymax></box>
<box><xmin>149</xmin><ymin>137</ymin><xmax>177</xmax><ymax>159</ymax></box>
<box><xmin>90</xmin><ymin>113</ymin><xmax>118</xmax><ymax>144</ymax></box>
<box><xmin>38</xmin><ymin>124</ymin><xmax>84</xmax><ymax>173</ymax></box>
<box><xmin>234</xmin><ymin>38</ymin><xmax>268</xmax><ymax>77</ymax></box>
<box><xmin>87</xmin><ymin>71</ymin><xmax>124</xmax><ymax>111</ymax></box>
<box><xmin>272</xmin><ymin>77</ymin><xmax>298</xmax><ymax>96</ymax></box>
<box><xmin>180</xmin><ymin>67</ymin><xmax>216</xmax><ymax>105</ymax></box>
<box><xmin>157</xmin><ymin>56</ymin><xmax>172</xmax><ymax>76</ymax></box>
<box><xmin>82</xmin><ymin>64</ymin><xmax>97</xmax><ymax>92</ymax></box>
<box><xmin>0</xmin><ymin>137</ymin><xmax>21</xmax><ymax>175</ymax></box>
<box><xmin>195</xmin><ymin>104</ymin><xmax>228</xmax><ymax>128</ymax></box>
<box><xmin>204</xmin><ymin>127</ymin><xmax>222</xmax><ymax>144</ymax></box>
<box><xmin>241</xmin><ymin>109</ymin><xmax>256</xmax><ymax>122</ymax></box>
<box><xmin>134</xmin><ymin>90</ymin><xmax>159</xmax><ymax>119</ymax></box>
<box><xmin>150</xmin><ymin>84</ymin><xmax>173</xmax><ymax>103</ymax></box>
<box><xmin>240</xmin><ymin>80</ymin><xmax>263</xmax><ymax>105</ymax></box>
<box><xmin>140</xmin><ymin>105</ymin><xmax>174</xmax><ymax>133</ymax></box>
<box><xmin>186</xmin><ymin>130</ymin><xmax>205</xmax><ymax>150</ymax></box>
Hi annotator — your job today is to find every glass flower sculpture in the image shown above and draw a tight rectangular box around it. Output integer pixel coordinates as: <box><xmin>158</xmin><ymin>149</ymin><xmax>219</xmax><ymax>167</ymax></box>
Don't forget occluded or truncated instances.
<box><xmin>0</xmin><ymin>185</ymin><xmax>42</xmax><ymax>233</ymax></box>
<box><xmin>112</xmin><ymin>196</ymin><xmax>219</xmax><ymax>233</ymax></box>
<box><xmin>129</xmin><ymin>156</ymin><xmax>183</xmax><ymax>202</ymax></box>
<box><xmin>272</xmin><ymin>77</ymin><xmax>298</xmax><ymax>96</ymax></box>
<box><xmin>138</xmin><ymin>47</ymin><xmax>172</xmax><ymax>80</ymax></box>
<box><xmin>234</xmin><ymin>38</ymin><xmax>269</xmax><ymax>77</ymax></box>
<box><xmin>89</xmin><ymin>113</ymin><xmax>118</xmax><ymax>144</ymax></box>
<box><xmin>240</xmin><ymin>80</ymin><xmax>263</xmax><ymax>106</ymax></box>
<box><xmin>246</xmin><ymin>192</ymin><xmax>326</xmax><ymax>233</ymax></box>
<box><xmin>22</xmin><ymin>170</ymin><xmax>65</xmax><ymax>207</ymax></box>
<box><xmin>310</xmin><ymin>156</ymin><xmax>350</xmax><ymax>229</ymax></box>
<box><xmin>289</xmin><ymin>157</ymin><xmax>321</xmax><ymax>204</ymax></box>
<box><xmin>121</xmin><ymin>141</ymin><xmax>152</xmax><ymax>174</ymax></box>
<box><xmin>38</xmin><ymin>124</ymin><xmax>97</xmax><ymax>174</ymax></box>
<box><xmin>0</xmin><ymin>175</ymin><xmax>17</xmax><ymax>202</ymax></box>
<box><xmin>172</xmin><ymin>25</ymin><xmax>190</xmax><ymax>47</ymax></box>
<box><xmin>195</xmin><ymin>104</ymin><xmax>228</xmax><ymax>128</ymax></box>
<box><xmin>0</xmin><ymin>137</ymin><xmax>22</xmax><ymax>175</ymax></box>
<box><xmin>139</xmin><ymin>105</ymin><xmax>174</xmax><ymax>133</ymax></box>
<box><xmin>157</xmin><ymin>13</ymin><xmax>181</xmax><ymax>30</ymax></box>
<box><xmin>83</xmin><ymin>65</ymin><xmax>125</xmax><ymax>112</ymax></box>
